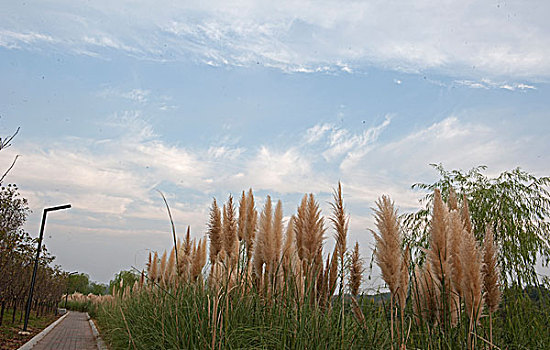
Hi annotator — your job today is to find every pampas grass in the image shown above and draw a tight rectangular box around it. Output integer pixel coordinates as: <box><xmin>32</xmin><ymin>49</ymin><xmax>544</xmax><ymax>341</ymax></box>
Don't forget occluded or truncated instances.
<box><xmin>254</xmin><ymin>196</ymin><xmax>273</xmax><ymax>287</ymax></box>
<box><xmin>222</xmin><ymin>196</ymin><xmax>239</xmax><ymax>267</ymax></box>
<box><xmin>349</xmin><ymin>242</ymin><xmax>363</xmax><ymax>297</ymax></box>
<box><xmin>238</xmin><ymin>191</ymin><xmax>247</xmax><ymax>242</ymax></box>
<box><xmin>461</xmin><ymin>194</ymin><xmax>473</xmax><ymax>234</ymax></box>
<box><xmin>282</xmin><ymin>215</ymin><xmax>297</xmax><ymax>279</ymax></box>
<box><xmin>330</xmin><ymin>182</ymin><xmax>348</xmax><ymax>265</ymax></box>
<box><xmin>460</xmin><ymin>222</ymin><xmax>484</xmax><ymax>349</ymax></box>
<box><xmin>428</xmin><ymin>190</ymin><xmax>451</xmax><ymax>289</ymax></box>
<box><xmin>372</xmin><ymin>196</ymin><xmax>403</xmax><ymax>304</ymax></box>
<box><xmin>95</xmin><ymin>184</ymin><xmax>511</xmax><ymax>350</ymax></box>
<box><xmin>245</xmin><ymin>189</ymin><xmax>258</xmax><ymax>262</ymax></box>
<box><xmin>191</xmin><ymin>238</ymin><xmax>207</xmax><ymax>282</ymax></box>
<box><xmin>483</xmin><ymin>225</ymin><xmax>501</xmax><ymax>349</ymax></box>
<box><xmin>448</xmin><ymin>186</ymin><xmax>459</xmax><ymax>211</ymax></box>
<box><xmin>295</xmin><ymin>194</ymin><xmax>325</xmax><ymax>266</ymax></box>
<box><xmin>447</xmin><ymin>210</ymin><xmax>465</xmax><ymax>298</ymax></box>
<box><xmin>272</xmin><ymin>200</ymin><xmax>283</xmax><ymax>266</ymax></box>
<box><xmin>329</xmin><ymin>182</ymin><xmax>349</xmax><ymax>349</ymax></box>
<box><xmin>207</xmin><ymin>199</ymin><xmax>223</xmax><ymax>265</ymax></box>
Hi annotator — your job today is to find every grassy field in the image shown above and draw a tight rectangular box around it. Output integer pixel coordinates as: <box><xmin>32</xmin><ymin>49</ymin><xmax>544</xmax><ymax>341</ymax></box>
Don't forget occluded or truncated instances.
<box><xmin>78</xmin><ymin>184</ymin><xmax>550</xmax><ymax>349</ymax></box>
<box><xmin>83</xmin><ymin>281</ymin><xmax>550</xmax><ymax>349</ymax></box>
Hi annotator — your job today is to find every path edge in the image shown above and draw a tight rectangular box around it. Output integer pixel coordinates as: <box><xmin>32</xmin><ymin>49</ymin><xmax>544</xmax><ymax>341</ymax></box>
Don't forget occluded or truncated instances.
<box><xmin>87</xmin><ymin>313</ymin><xmax>108</xmax><ymax>350</ymax></box>
<box><xmin>18</xmin><ymin>311</ymin><xmax>70</xmax><ymax>350</ymax></box>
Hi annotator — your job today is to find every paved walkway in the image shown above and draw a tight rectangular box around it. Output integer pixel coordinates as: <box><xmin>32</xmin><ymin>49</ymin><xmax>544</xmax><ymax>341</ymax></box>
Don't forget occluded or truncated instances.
<box><xmin>32</xmin><ymin>312</ymin><xmax>97</xmax><ymax>350</ymax></box>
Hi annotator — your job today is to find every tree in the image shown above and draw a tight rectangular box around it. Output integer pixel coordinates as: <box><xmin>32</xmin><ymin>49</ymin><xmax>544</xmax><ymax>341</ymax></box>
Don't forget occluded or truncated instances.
<box><xmin>89</xmin><ymin>282</ymin><xmax>109</xmax><ymax>295</ymax></box>
<box><xmin>404</xmin><ymin>164</ymin><xmax>550</xmax><ymax>286</ymax></box>
<box><xmin>67</xmin><ymin>273</ymin><xmax>90</xmax><ymax>294</ymax></box>
<box><xmin>0</xmin><ymin>184</ymin><xmax>66</xmax><ymax>323</ymax></box>
<box><xmin>109</xmin><ymin>270</ymin><xmax>139</xmax><ymax>295</ymax></box>
<box><xmin>0</xmin><ymin>127</ymin><xmax>20</xmax><ymax>184</ymax></box>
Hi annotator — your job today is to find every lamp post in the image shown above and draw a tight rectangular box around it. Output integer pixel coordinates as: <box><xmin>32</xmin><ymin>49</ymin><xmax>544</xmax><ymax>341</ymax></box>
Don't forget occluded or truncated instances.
<box><xmin>23</xmin><ymin>204</ymin><xmax>71</xmax><ymax>332</ymax></box>
<box><xmin>64</xmin><ymin>271</ymin><xmax>78</xmax><ymax>309</ymax></box>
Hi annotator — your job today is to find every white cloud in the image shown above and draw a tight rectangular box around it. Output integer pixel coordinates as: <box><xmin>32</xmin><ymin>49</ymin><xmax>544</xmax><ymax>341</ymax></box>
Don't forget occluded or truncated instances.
<box><xmin>2</xmin><ymin>0</ymin><xmax>550</xmax><ymax>79</ymax></box>
<box><xmin>242</xmin><ymin>146</ymin><xmax>319</xmax><ymax>193</ymax></box>
<box><xmin>324</xmin><ymin>116</ymin><xmax>391</xmax><ymax>168</ymax></box>
<box><xmin>455</xmin><ymin>78</ymin><xmax>537</xmax><ymax>91</ymax></box>
<box><xmin>207</xmin><ymin>146</ymin><xmax>246</xmax><ymax>160</ymax></box>
<box><xmin>0</xmin><ymin>29</ymin><xmax>57</xmax><ymax>48</ymax></box>
<box><xmin>99</xmin><ymin>88</ymin><xmax>152</xmax><ymax>103</ymax></box>
<box><xmin>304</xmin><ymin>123</ymin><xmax>332</xmax><ymax>144</ymax></box>
<box><xmin>2</xmin><ymin>111</ymin><xmax>549</xmax><ymax>283</ymax></box>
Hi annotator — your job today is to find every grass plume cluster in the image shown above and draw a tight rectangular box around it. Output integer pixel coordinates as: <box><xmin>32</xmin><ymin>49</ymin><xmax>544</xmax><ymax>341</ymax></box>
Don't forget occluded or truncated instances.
<box><xmin>84</xmin><ymin>183</ymin><xmax>550</xmax><ymax>350</ymax></box>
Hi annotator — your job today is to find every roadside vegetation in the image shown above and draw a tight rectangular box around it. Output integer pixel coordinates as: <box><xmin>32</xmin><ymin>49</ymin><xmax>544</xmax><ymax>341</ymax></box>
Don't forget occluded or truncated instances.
<box><xmin>0</xmin><ymin>127</ymin><xmax>108</xmax><ymax>348</ymax></box>
<box><xmin>73</xmin><ymin>166</ymin><xmax>550</xmax><ymax>349</ymax></box>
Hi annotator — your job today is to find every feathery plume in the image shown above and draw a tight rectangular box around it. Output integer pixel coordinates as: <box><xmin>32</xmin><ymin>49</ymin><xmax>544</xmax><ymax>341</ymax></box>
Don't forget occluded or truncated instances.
<box><xmin>282</xmin><ymin>216</ymin><xmax>297</xmax><ymax>278</ymax></box>
<box><xmin>398</xmin><ymin>247</ymin><xmax>410</xmax><ymax>314</ymax></box>
<box><xmin>245</xmin><ymin>189</ymin><xmax>258</xmax><ymax>261</ymax></box>
<box><xmin>372</xmin><ymin>196</ymin><xmax>402</xmax><ymax>302</ymax></box>
<box><xmin>146</xmin><ymin>251</ymin><xmax>152</xmax><ymax>277</ymax></box>
<box><xmin>165</xmin><ymin>248</ymin><xmax>176</xmax><ymax>284</ymax></box>
<box><xmin>327</xmin><ymin>247</ymin><xmax>339</xmax><ymax>298</ymax></box>
<box><xmin>207</xmin><ymin>199</ymin><xmax>223</xmax><ymax>264</ymax></box>
<box><xmin>294</xmin><ymin>193</ymin><xmax>325</xmax><ymax>266</ymax></box>
<box><xmin>191</xmin><ymin>238</ymin><xmax>207</xmax><ymax>281</ymax></box>
<box><xmin>178</xmin><ymin>226</ymin><xmax>193</xmax><ymax>279</ymax></box>
<box><xmin>222</xmin><ymin>196</ymin><xmax>239</xmax><ymax>266</ymax></box>
<box><xmin>448</xmin><ymin>187</ymin><xmax>458</xmax><ymax>211</ymax></box>
<box><xmin>483</xmin><ymin>226</ymin><xmax>501</xmax><ymax>313</ymax></box>
<box><xmin>447</xmin><ymin>210</ymin><xmax>465</xmax><ymax>297</ymax></box>
<box><xmin>150</xmin><ymin>252</ymin><xmax>159</xmax><ymax>283</ymax></box>
<box><xmin>412</xmin><ymin>263</ymin><xmax>440</xmax><ymax>325</ymax></box>
<box><xmin>184</xmin><ymin>226</ymin><xmax>192</xmax><ymax>256</ymax></box>
<box><xmin>254</xmin><ymin>196</ymin><xmax>273</xmax><ymax>283</ymax></box>
<box><xmin>272</xmin><ymin>200</ymin><xmax>283</xmax><ymax>269</ymax></box>
<box><xmin>460</xmin><ymin>226</ymin><xmax>484</xmax><ymax>324</ymax></box>
<box><xmin>461</xmin><ymin>194</ymin><xmax>473</xmax><ymax>234</ymax></box>
<box><xmin>428</xmin><ymin>189</ymin><xmax>450</xmax><ymax>285</ymax></box>
<box><xmin>330</xmin><ymin>181</ymin><xmax>348</xmax><ymax>261</ymax></box>
<box><xmin>349</xmin><ymin>242</ymin><xmax>363</xmax><ymax>297</ymax></box>
<box><xmin>159</xmin><ymin>251</ymin><xmax>167</xmax><ymax>285</ymax></box>
<box><xmin>238</xmin><ymin>191</ymin><xmax>247</xmax><ymax>241</ymax></box>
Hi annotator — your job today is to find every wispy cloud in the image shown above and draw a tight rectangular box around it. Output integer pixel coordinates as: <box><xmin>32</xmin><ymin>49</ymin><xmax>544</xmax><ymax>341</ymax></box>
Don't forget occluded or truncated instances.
<box><xmin>0</xmin><ymin>29</ymin><xmax>57</xmax><ymax>48</ymax></box>
<box><xmin>455</xmin><ymin>79</ymin><xmax>537</xmax><ymax>91</ymax></box>
<box><xmin>2</xmin><ymin>0</ymin><xmax>550</xmax><ymax>79</ymax></box>
<box><xmin>98</xmin><ymin>88</ymin><xmax>152</xmax><ymax>103</ymax></box>
<box><xmin>2</xmin><ymin>111</ymin><xmax>549</xmax><ymax>281</ymax></box>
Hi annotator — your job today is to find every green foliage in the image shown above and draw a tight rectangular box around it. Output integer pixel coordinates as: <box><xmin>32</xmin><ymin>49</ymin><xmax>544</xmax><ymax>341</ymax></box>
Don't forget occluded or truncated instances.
<box><xmin>0</xmin><ymin>184</ymin><xmax>64</xmax><ymax>312</ymax></box>
<box><xmin>66</xmin><ymin>273</ymin><xmax>108</xmax><ymax>295</ymax></box>
<box><xmin>67</xmin><ymin>273</ymin><xmax>90</xmax><ymax>294</ymax></box>
<box><xmin>93</xmin><ymin>281</ymin><xmax>550</xmax><ymax>349</ymax></box>
<box><xmin>109</xmin><ymin>270</ymin><xmax>139</xmax><ymax>295</ymax></box>
<box><xmin>62</xmin><ymin>299</ymin><xmax>94</xmax><ymax>313</ymax></box>
<box><xmin>403</xmin><ymin>164</ymin><xmax>550</xmax><ymax>285</ymax></box>
<box><xmin>89</xmin><ymin>282</ymin><xmax>109</xmax><ymax>295</ymax></box>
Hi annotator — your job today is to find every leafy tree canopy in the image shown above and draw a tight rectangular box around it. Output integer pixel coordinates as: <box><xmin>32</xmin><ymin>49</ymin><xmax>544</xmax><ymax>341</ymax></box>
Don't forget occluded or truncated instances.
<box><xmin>109</xmin><ymin>270</ymin><xmax>140</xmax><ymax>295</ymax></box>
<box><xmin>404</xmin><ymin>164</ymin><xmax>550</xmax><ymax>286</ymax></box>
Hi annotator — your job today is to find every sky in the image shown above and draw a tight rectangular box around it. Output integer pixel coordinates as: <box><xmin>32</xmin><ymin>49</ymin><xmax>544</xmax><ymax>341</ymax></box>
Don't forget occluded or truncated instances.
<box><xmin>1</xmin><ymin>0</ymin><xmax>549</xmax><ymax>286</ymax></box>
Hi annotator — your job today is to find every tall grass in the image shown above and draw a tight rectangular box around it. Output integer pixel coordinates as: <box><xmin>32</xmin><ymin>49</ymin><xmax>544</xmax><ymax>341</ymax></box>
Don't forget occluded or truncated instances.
<box><xmin>87</xmin><ymin>184</ymin><xmax>550</xmax><ymax>349</ymax></box>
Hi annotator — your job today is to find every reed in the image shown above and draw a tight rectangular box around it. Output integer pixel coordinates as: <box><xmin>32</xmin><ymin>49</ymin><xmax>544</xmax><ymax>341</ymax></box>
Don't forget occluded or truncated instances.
<box><xmin>483</xmin><ymin>225</ymin><xmax>501</xmax><ymax>349</ymax></box>
<box><xmin>349</xmin><ymin>242</ymin><xmax>363</xmax><ymax>297</ymax></box>
<box><xmin>460</xmin><ymin>221</ymin><xmax>484</xmax><ymax>349</ymax></box>
<box><xmin>90</xmin><ymin>185</ymin><xmax>525</xmax><ymax>350</ymax></box>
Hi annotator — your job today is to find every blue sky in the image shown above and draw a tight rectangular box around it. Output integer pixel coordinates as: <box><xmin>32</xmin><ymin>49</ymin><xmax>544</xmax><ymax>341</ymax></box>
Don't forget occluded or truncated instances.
<box><xmin>1</xmin><ymin>0</ymin><xmax>549</xmax><ymax>285</ymax></box>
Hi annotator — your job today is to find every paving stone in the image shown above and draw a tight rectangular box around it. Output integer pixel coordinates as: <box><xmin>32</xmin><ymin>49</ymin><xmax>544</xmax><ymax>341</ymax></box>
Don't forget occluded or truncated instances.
<box><xmin>32</xmin><ymin>312</ymin><xmax>97</xmax><ymax>350</ymax></box>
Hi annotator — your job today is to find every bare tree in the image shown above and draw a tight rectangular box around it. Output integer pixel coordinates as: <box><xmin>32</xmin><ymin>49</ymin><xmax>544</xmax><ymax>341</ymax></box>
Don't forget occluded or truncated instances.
<box><xmin>0</xmin><ymin>127</ymin><xmax>20</xmax><ymax>184</ymax></box>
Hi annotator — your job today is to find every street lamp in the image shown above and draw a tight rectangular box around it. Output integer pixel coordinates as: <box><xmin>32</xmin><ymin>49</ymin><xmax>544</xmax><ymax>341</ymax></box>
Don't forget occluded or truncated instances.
<box><xmin>64</xmin><ymin>271</ymin><xmax>78</xmax><ymax>308</ymax></box>
<box><xmin>23</xmin><ymin>204</ymin><xmax>71</xmax><ymax>332</ymax></box>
